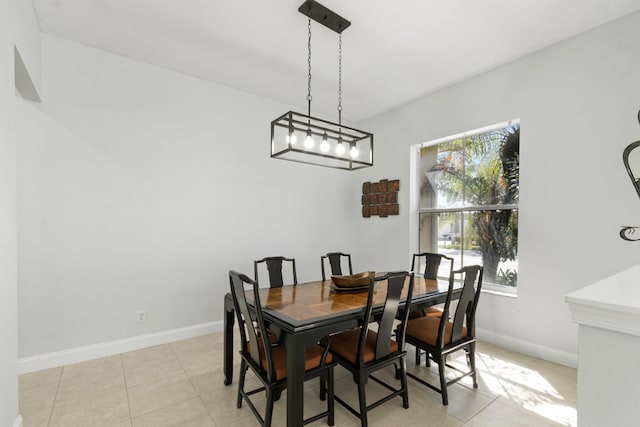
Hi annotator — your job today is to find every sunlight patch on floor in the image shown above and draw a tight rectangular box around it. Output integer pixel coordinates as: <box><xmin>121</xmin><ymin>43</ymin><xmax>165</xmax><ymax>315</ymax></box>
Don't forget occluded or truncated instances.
<box><xmin>475</xmin><ymin>352</ymin><xmax>576</xmax><ymax>426</ymax></box>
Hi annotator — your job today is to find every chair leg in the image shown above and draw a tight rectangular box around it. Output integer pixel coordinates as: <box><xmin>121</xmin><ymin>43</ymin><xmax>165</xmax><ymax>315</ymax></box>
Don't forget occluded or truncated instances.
<box><xmin>357</xmin><ymin>375</ymin><xmax>368</xmax><ymax>427</ymax></box>
<box><xmin>469</xmin><ymin>343</ymin><xmax>478</xmax><ymax>388</ymax></box>
<box><xmin>328</xmin><ymin>367</ymin><xmax>335</xmax><ymax>426</ymax></box>
<box><xmin>394</xmin><ymin>360</ymin><xmax>402</xmax><ymax>380</ymax></box>
<box><xmin>399</xmin><ymin>358</ymin><xmax>409</xmax><ymax>409</ymax></box>
<box><xmin>437</xmin><ymin>356</ymin><xmax>448</xmax><ymax>406</ymax></box>
<box><xmin>415</xmin><ymin>347</ymin><xmax>421</xmax><ymax>366</ymax></box>
<box><xmin>320</xmin><ymin>372</ymin><xmax>327</xmax><ymax>401</ymax></box>
<box><xmin>237</xmin><ymin>360</ymin><xmax>247</xmax><ymax>408</ymax></box>
<box><xmin>265</xmin><ymin>389</ymin><xmax>275</xmax><ymax>427</ymax></box>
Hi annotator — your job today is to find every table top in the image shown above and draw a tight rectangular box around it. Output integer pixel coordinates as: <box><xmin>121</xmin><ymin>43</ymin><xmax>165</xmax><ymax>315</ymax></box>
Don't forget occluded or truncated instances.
<box><xmin>250</xmin><ymin>276</ymin><xmax>452</xmax><ymax>329</ymax></box>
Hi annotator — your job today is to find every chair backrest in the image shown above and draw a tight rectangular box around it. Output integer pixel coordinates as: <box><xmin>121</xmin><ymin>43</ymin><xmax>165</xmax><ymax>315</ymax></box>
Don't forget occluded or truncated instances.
<box><xmin>229</xmin><ymin>270</ymin><xmax>278</xmax><ymax>382</ymax></box>
<box><xmin>438</xmin><ymin>265</ymin><xmax>483</xmax><ymax>347</ymax></box>
<box><xmin>254</xmin><ymin>256</ymin><xmax>297</xmax><ymax>288</ymax></box>
<box><xmin>410</xmin><ymin>252</ymin><xmax>454</xmax><ymax>280</ymax></box>
<box><xmin>357</xmin><ymin>271</ymin><xmax>414</xmax><ymax>366</ymax></box>
<box><xmin>320</xmin><ymin>252</ymin><xmax>353</xmax><ymax>280</ymax></box>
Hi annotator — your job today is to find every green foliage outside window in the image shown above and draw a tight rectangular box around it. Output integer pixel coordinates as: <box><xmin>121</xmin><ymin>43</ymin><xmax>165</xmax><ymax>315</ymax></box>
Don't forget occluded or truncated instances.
<box><xmin>420</xmin><ymin>124</ymin><xmax>519</xmax><ymax>286</ymax></box>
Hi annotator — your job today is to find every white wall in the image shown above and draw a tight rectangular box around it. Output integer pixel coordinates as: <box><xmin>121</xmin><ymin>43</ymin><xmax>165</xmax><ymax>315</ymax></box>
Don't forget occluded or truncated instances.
<box><xmin>16</xmin><ymin>7</ymin><xmax>640</xmax><ymax>371</ymax></box>
<box><xmin>352</xmin><ymin>11</ymin><xmax>640</xmax><ymax>366</ymax></box>
<box><xmin>0</xmin><ymin>18</ymin><xmax>19</xmax><ymax>426</ymax></box>
<box><xmin>10</xmin><ymin>0</ymin><xmax>41</xmax><ymax>95</ymax></box>
<box><xmin>2</xmin><ymin>0</ymin><xmax>41</xmax><ymax>423</ymax></box>
<box><xmin>17</xmin><ymin>35</ymin><xmax>357</xmax><ymax>358</ymax></box>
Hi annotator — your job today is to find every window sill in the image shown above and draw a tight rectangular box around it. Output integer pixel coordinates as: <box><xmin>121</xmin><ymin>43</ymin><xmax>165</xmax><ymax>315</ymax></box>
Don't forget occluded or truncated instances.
<box><xmin>481</xmin><ymin>287</ymin><xmax>517</xmax><ymax>298</ymax></box>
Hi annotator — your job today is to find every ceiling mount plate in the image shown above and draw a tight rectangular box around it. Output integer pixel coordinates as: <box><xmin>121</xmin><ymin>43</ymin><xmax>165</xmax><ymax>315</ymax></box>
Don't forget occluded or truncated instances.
<box><xmin>298</xmin><ymin>0</ymin><xmax>351</xmax><ymax>33</ymax></box>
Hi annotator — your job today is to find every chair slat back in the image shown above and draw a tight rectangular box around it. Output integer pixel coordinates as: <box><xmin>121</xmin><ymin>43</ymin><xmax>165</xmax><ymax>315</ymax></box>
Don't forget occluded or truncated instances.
<box><xmin>359</xmin><ymin>271</ymin><xmax>414</xmax><ymax>365</ymax></box>
<box><xmin>321</xmin><ymin>252</ymin><xmax>353</xmax><ymax>280</ymax></box>
<box><xmin>438</xmin><ymin>265</ymin><xmax>483</xmax><ymax>346</ymax></box>
<box><xmin>411</xmin><ymin>252</ymin><xmax>454</xmax><ymax>280</ymax></box>
<box><xmin>229</xmin><ymin>270</ymin><xmax>276</xmax><ymax>381</ymax></box>
<box><xmin>254</xmin><ymin>256</ymin><xmax>297</xmax><ymax>288</ymax></box>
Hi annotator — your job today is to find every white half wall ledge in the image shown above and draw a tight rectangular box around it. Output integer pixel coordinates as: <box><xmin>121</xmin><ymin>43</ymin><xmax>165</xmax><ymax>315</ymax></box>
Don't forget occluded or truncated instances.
<box><xmin>566</xmin><ymin>265</ymin><xmax>640</xmax><ymax>427</ymax></box>
<box><xmin>18</xmin><ymin>321</ymin><xmax>223</xmax><ymax>374</ymax></box>
<box><xmin>13</xmin><ymin>415</ymin><xmax>23</xmax><ymax>427</ymax></box>
<box><xmin>566</xmin><ymin>265</ymin><xmax>640</xmax><ymax>336</ymax></box>
<box><xmin>476</xmin><ymin>327</ymin><xmax>578</xmax><ymax>368</ymax></box>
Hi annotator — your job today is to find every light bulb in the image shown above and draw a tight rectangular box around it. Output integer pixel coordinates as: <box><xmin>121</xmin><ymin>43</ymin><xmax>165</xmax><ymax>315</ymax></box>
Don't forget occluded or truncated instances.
<box><xmin>286</xmin><ymin>132</ymin><xmax>297</xmax><ymax>145</ymax></box>
<box><xmin>336</xmin><ymin>139</ymin><xmax>346</xmax><ymax>155</ymax></box>
<box><xmin>320</xmin><ymin>133</ymin><xmax>329</xmax><ymax>152</ymax></box>
<box><xmin>350</xmin><ymin>146</ymin><xmax>359</xmax><ymax>158</ymax></box>
<box><xmin>304</xmin><ymin>130</ymin><xmax>314</xmax><ymax>148</ymax></box>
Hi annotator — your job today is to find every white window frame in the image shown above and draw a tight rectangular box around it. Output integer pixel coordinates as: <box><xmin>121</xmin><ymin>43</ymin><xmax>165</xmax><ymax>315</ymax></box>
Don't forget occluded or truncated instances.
<box><xmin>409</xmin><ymin>119</ymin><xmax>520</xmax><ymax>296</ymax></box>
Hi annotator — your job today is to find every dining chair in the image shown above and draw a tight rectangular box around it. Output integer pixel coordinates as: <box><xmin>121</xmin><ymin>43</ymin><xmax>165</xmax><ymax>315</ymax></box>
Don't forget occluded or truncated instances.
<box><xmin>409</xmin><ymin>252</ymin><xmax>454</xmax><ymax>364</ymax></box>
<box><xmin>405</xmin><ymin>265</ymin><xmax>483</xmax><ymax>405</ymax></box>
<box><xmin>328</xmin><ymin>271</ymin><xmax>414</xmax><ymax>427</ymax></box>
<box><xmin>320</xmin><ymin>252</ymin><xmax>353</xmax><ymax>280</ymax></box>
<box><xmin>229</xmin><ymin>270</ymin><xmax>336</xmax><ymax>427</ymax></box>
<box><xmin>411</xmin><ymin>252</ymin><xmax>454</xmax><ymax>283</ymax></box>
<box><xmin>254</xmin><ymin>256</ymin><xmax>297</xmax><ymax>288</ymax></box>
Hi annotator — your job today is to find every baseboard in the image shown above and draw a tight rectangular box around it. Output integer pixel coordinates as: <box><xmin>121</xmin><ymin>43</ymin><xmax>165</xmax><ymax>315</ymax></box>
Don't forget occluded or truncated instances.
<box><xmin>18</xmin><ymin>320</ymin><xmax>224</xmax><ymax>374</ymax></box>
<box><xmin>13</xmin><ymin>415</ymin><xmax>23</xmax><ymax>427</ymax></box>
<box><xmin>477</xmin><ymin>327</ymin><xmax>578</xmax><ymax>368</ymax></box>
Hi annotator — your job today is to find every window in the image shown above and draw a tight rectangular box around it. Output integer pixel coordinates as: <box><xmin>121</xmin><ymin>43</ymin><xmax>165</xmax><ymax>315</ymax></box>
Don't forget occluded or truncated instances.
<box><xmin>413</xmin><ymin>120</ymin><xmax>520</xmax><ymax>292</ymax></box>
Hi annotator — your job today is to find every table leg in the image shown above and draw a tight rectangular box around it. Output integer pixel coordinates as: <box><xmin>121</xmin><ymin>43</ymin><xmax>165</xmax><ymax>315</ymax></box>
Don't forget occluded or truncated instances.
<box><xmin>223</xmin><ymin>293</ymin><xmax>235</xmax><ymax>385</ymax></box>
<box><xmin>285</xmin><ymin>333</ymin><xmax>306</xmax><ymax>427</ymax></box>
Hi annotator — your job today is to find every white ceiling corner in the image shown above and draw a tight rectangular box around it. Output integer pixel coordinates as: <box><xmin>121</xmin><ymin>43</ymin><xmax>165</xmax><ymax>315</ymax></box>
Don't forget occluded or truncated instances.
<box><xmin>31</xmin><ymin>0</ymin><xmax>640</xmax><ymax>122</ymax></box>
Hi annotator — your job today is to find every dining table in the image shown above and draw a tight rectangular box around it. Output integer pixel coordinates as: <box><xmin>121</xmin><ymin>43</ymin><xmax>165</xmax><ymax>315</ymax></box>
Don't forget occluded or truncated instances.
<box><xmin>222</xmin><ymin>275</ymin><xmax>459</xmax><ymax>427</ymax></box>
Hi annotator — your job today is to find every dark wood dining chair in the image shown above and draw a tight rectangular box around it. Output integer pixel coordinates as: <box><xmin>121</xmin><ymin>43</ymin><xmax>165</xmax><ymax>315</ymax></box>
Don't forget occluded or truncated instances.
<box><xmin>409</xmin><ymin>252</ymin><xmax>454</xmax><ymax>364</ymax></box>
<box><xmin>321</xmin><ymin>252</ymin><xmax>353</xmax><ymax>280</ymax></box>
<box><xmin>254</xmin><ymin>256</ymin><xmax>297</xmax><ymax>288</ymax></box>
<box><xmin>411</xmin><ymin>252</ymin><xmax>454</xmax><ymax>283</ymax></box>
<box><xmin>328</xmin><ymin>271</ymin><xmax>414</xmax><ymax>427</ymax></box>
<box><xmin>229</xmin><ymin>270</ymin><xmax>336</xmax><ymax>427</ymax></box>
<box><xmin>405</xmin><ymin>265</ymin><xmax>483</xmax><ymax>405</ymax></box>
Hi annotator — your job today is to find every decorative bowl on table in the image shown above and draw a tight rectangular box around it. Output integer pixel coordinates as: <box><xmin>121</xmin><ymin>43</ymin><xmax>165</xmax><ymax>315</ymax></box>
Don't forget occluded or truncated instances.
<box><xmin>331</xmin><ymin>271</ymin><xmax>375</xmax><ymax>290</ymax></box>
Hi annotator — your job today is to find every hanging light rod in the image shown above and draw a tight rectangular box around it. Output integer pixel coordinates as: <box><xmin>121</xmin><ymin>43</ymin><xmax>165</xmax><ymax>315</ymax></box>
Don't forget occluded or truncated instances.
<box><xmin>297</xmin><ymin>0</ymin><xmax>351</xmax><ymax>33</ymax></box>
<box><xmin>270</xmin><ymin>0</ymin><xmax>373</xmax><ymax>171</ymax></box>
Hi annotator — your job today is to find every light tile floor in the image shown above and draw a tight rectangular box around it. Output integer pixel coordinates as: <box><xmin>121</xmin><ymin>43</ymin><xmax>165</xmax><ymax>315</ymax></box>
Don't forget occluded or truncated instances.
<box><xmin>19</xmin><ymin>332</ymin><xmax>577</xmax><ymax>426</ymax></box>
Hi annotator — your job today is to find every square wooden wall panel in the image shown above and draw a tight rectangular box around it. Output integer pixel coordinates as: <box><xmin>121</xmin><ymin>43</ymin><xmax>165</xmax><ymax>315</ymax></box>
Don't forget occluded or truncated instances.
<box><xmin>361</xmin><ymin>179</ymin><xmax>399</xmax><ymax>218</ymax></box>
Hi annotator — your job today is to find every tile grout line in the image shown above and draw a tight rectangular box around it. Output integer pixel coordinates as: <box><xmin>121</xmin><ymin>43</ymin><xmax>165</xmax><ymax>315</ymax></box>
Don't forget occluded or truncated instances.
<box><xmin>126</xmin><ymin>344</ymin><xmax>188</xmax><ymax>420</ymax></box>
<box><xmin>123</xmin><ymin>341</ymin><xmax>211</xmax><ymax>422</ymax></box>
<box><xmin>464</xmin><ymin>394</ymin><xmax>499</xmax><ymax>425</ymax></box>
<box><xmin>121</xmin><ymin>353</ymin><xmax>134</xmax><ymax>425</ymax></box>
<box><xmin>45</xmin><ymin>367</ymin><xmax>64</xmax><ymax>427</ymax></box>
<box><xmin>172</xmin><ymin>340</ymin><xmax>219</xmax><ymax>425</ymax></box>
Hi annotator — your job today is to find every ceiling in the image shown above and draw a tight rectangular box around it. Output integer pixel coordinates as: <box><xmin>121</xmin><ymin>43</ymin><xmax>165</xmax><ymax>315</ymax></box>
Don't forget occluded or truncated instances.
<box><xmin>31</xmin><ymin>0</ymin><xmax>640</xmax><ymax>122</ymax></box>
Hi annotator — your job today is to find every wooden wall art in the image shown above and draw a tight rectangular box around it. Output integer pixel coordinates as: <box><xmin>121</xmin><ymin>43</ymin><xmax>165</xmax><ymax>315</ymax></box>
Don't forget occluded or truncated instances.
<box><xmin>362</xmin><ymin>179</ymin><xmax>399</xmax><ymax>218</ymax></box>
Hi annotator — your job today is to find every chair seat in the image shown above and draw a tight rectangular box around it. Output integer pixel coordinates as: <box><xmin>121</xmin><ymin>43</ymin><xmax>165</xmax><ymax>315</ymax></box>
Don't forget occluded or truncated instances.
<box><xmin>425</xmin><ymin>307</ymin><xmax>443</xmax><ymax>317</ymax></box>
<box><xmin>330</xmin><ymin>328</ymin><xmax>398</xmax><ymax>365</ymax></box>
<box><xmin>248</xmin><ymin>342</ymin><xmax>332</xmax><ymax>381</ymax></box>
<box><xmin>409</xmin><ymin>306</ymin><xmax>443</xmax><ymax>319</ymax></box>
<box><xmin>405</xmin><ymin>316</ymin><xmax>467</xmax><ymax>347</ymax></box>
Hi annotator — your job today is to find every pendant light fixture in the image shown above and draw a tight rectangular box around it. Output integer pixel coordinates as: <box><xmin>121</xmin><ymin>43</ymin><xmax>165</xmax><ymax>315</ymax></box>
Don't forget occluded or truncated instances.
<box><xmin>270</xmin><ymin>0</ymin><xmax>373</xmax><ymax>170</ymax></box>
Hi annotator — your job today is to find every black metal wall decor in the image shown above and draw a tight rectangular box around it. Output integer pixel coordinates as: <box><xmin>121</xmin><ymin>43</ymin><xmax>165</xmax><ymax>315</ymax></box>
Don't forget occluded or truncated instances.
<box><xmin>620</xmin><ymin>109</ymin><xmax>640</xmax><ymax>241</ymax></box>
<box><xmin>270</xmin><ymin>0</ymin><xmax>374</xmax><ymax>170</ymax></box>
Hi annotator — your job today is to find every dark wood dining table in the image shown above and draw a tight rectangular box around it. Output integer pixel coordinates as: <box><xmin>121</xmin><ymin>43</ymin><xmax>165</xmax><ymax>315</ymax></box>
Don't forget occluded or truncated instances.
<box><xmin>222</xmin><ymin>276</ymin><xmax>458</xmax><ymax>427</ymax></box>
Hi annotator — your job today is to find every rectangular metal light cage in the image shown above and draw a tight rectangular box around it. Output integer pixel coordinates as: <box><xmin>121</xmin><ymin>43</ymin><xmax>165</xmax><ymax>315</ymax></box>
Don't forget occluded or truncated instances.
<box><xmin>271</xmin><ymin>111</ymin><xmax>373</xmax><ymax>170</ymax></box>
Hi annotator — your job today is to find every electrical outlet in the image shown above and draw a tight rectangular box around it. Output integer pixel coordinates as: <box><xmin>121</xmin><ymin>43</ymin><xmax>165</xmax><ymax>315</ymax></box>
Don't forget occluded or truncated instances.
<box><xmin>137</xmin><ymin>310</ymin><xmax>146</xmax><ymax>323</ymax></box>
